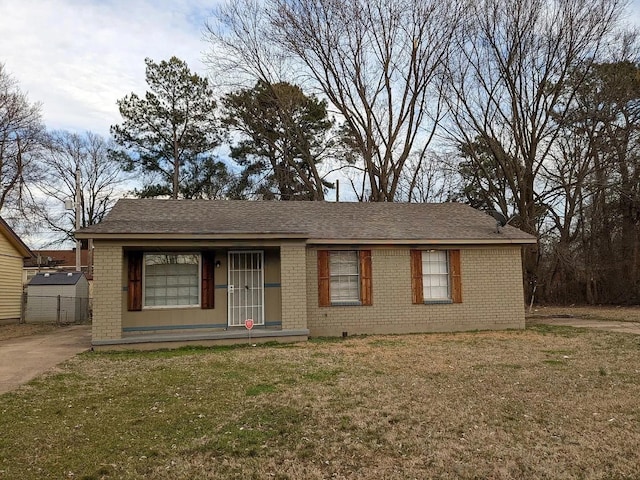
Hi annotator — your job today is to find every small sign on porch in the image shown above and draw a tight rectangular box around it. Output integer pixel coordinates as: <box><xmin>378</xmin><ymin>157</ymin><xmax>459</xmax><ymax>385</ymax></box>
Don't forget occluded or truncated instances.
<box><xmin>245</xmin><ymin>318</ymin><xmax>256</xmax><ymax>346</ymax></box>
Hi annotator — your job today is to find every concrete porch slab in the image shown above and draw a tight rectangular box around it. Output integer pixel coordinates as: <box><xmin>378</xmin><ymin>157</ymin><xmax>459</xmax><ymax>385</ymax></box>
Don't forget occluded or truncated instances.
<box><xmin>92</xmin><ymin>328</ymin><xmax>309</xmax><ymax>350</ymax></box>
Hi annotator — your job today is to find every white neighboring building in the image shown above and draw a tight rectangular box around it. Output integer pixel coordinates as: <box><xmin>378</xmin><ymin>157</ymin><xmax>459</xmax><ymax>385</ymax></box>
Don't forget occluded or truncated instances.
<box><xmin>25</xmin><ymin>272</ymin><xmax>90</xmax><ymax>324</ymax></box>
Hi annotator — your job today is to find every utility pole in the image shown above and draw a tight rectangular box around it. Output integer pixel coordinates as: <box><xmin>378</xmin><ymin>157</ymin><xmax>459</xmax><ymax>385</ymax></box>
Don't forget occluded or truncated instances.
<box><xmin>75</xmin><ymin>165</ymin><xmax>81</xmax><ymax>272</ymax></box>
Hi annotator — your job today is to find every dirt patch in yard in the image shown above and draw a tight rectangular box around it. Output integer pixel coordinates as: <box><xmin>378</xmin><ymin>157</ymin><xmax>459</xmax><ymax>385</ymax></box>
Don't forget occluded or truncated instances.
<box><xmin>528</xmin><ymin>304</ymin><xmax>640</xmax><ymax>322</ymax></box>
<box><xmin>0</xmin><ymin>323</ymin><xmax>57</xmax><ymax>342</ymax></box>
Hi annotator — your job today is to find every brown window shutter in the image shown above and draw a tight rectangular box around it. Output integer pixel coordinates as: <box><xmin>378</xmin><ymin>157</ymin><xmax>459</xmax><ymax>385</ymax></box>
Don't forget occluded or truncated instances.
<box><xmin>201</xmin><ymin>252</ymin><xmax>215</xmax><ymax>309</ymax></box>
<box><xmin>410</xmin><ymin>249</ymin><xmax>423</xmax><ymax>304</ymax></box>
<box><xmin>317</xmin><ymin>250</ymin><xmax>330</xmax><ymax>307</ymax></box>
<box><xmin>450</xmin><ymin>249</ymin><xmax>462</xmax><ymax>303</ymax></box>
<box><xmin>359</xmin><ymin>250</ymin><xmax>373</xmax><ymax>306</ymax></box>
<box><xmin>127</xmin><ymin>251</ymin><xmax>143</xmax><ymax>311</ymax></box>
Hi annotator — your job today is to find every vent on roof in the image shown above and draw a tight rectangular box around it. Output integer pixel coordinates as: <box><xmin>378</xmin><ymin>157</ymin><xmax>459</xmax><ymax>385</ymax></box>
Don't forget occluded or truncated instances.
<box><xmin>489</xmin><ymin>210</ymin><xmax>508</xmax><ymax>227</ymax></box>
<box><xmin>44</xmin><ymin>273</ymin><xmax>50</xmax><ymax>277</ymax></box>
<box><xmin>489</xmin><ymin>210</ymin><xmax>509</xmax><ymax>233</ymax></box>
<box><xmin>67</xmin><ymin>272</ymin><xmax>73</xmax><ymax>276</ymax></box>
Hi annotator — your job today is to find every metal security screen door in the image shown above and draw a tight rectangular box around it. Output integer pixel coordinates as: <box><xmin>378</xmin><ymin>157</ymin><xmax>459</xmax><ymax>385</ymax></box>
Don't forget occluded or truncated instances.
<box><xmin>228</xmin><ymin>251</ymin><xmax>265</xmax><ymax>327</ymax></box>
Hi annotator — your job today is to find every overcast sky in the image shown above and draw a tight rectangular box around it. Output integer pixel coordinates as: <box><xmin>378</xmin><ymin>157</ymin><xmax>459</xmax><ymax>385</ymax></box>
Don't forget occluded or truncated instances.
<box><xmin>0</xmin><ymin>0</ymin><xmax>217</xmax><ymax>136</ymax></box>
<box><xmin>2</xmin><ymin>0</ymin><xmax>640</xmax><ymax>137</ymax></box>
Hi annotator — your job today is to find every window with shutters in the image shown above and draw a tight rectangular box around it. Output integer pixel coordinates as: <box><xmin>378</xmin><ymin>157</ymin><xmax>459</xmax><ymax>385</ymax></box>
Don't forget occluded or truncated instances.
<box><xmin>411</xmin><ymin>249</ymin><xmax>462</xmax><ymax>304</ymax></box>
<box><xmin>143</xmin><ymin>253</ymin><xmax>200</xmax><ymax>308</ymax></box>
<box><xmin>317</xmin><ymin>249</ymin><xmax>372</xmax><ymax>307</ymax></box>
<box><xmin>330</xmin><ymin>251</ymin><xmax>360</xmax><ymax>304</ymax></box>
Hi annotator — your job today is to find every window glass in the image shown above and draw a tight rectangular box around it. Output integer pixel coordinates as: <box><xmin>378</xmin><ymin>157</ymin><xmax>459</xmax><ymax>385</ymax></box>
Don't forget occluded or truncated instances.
<box><xmin>422</xmin><ymin>250</ymin><xmax>450</xmax><ymax>300</ymax></box>
<box><xmin>144</xmin><ymin>253</ymin><xmax>199</xmax><ymax>307</ymax></box>
<box><xmin>329</xmin><ymin>251</ymin><xmax>360</xmax><ymax>303</ymax></box>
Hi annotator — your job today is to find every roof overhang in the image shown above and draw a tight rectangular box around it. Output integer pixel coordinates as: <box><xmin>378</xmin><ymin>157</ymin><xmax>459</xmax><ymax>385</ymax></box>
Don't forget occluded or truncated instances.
<box><xmin>75</xmin><ymin>232</ymin><xmax>310</xmax><ymax>241</ymax></box>
<box><xmin>0</xmin><ymin>217</ymin><xmax>33</xmax><ymax>258</ymax></box>
<box><xmin>76</xmin><ymin>232</ymin><xmax>536</xmax><ymax>245</ymax></box>
<box><xmin>307</xmin><ymin>238</ymin><xmax>537</xmax><ymax>245</ymax></box>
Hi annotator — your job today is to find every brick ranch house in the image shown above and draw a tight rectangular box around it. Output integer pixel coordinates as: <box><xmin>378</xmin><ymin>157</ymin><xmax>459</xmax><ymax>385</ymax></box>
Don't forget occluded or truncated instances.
<box><xmin>76</xmin><ymin>199</ymin><xmax>535</xmax><ymax>349</ymax></box>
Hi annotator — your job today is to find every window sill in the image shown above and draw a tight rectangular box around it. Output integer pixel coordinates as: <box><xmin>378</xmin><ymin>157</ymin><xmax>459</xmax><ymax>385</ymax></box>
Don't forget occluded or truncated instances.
<box><xmin>330</xmin><ymin>301</ymin><xmax>363</xmax><ymax>307</ymax></box>
<box><xmin>142</xmin><ymin>305</ymin><xmax>201</xmax><ymax>310</ymax></box>
<box><xmin>423</xmin><ymin>299</ymin><xmax>453</xmax><ymax>305</ymax></box>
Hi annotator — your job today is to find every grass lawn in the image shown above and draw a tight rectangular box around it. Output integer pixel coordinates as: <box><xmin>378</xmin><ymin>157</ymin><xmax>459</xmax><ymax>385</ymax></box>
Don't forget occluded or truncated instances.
<box><xmin>1</xmin><ymin>326</ymin><xmax>640</xmax><ymax>479</ymax></box>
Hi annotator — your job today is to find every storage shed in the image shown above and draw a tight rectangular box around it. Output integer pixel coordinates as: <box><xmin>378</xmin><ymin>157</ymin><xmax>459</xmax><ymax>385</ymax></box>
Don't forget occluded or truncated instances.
<box><xmin>25</xmin><ymin>272</ymin><xmax>89</xmax><ymax>324</ymax></box>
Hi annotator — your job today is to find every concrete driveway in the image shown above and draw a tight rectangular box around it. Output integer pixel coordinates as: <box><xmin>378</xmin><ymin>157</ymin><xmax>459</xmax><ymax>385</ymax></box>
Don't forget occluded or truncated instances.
<box><xmin>0</xmin><ymin>325</ymin><xmax>91</xmax><ymax>395</ymax></box>
<box><xmin>528</xmin><ymin>317</ymin><xmax>640</xmax><ymax>335</ymax></box>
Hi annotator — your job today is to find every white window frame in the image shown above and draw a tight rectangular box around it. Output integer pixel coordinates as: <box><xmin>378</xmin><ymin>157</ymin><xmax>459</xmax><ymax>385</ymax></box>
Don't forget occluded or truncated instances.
<box><xmin>329</xmin><ymin>250</ymin><xmax>361</xmax><ymax>305</ymax></box>
<box><xmin>422</xmin><ymin>250</ymin><xmax>451</xmax><ymax>302</ymax></box>
<box><xmin>142</xmin><ymin>252</ymin><xmax>201</xmax><ymax>309</ymax></box>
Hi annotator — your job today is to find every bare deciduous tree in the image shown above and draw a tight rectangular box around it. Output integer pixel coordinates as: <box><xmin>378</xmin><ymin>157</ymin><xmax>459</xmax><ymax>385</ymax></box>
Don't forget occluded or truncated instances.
<box><xmin>396</xmin><ymin>151</ymin><xmax>459</xmax><ymax>203</ymax></box>
<box><xmin>25</xmin><ymin>130</ymin><xmax>126</xmax><ymax>244</ymax></box>
<box><xmin>207</xmin><ymin>0</ymin><xmax>461</xmax><ymax>201</ymax></box>
<box><xmin>205</xmin><ymin>0</ymin><xmax>291</xmax><ymax>87</ymax></box>
<box><xmin>548</xmin><ymin>56</ymin><xmax>640</xmax><ymax>303</ymax></box>
<box><xmin>0</xmin><ymin>63</ymin><xmax>44</xmax><ymax>217</ymax></box>
<box><xmin>443</xmin><ymin>0</ymin><xmax>626</xmax><ymax>288</ymax></box>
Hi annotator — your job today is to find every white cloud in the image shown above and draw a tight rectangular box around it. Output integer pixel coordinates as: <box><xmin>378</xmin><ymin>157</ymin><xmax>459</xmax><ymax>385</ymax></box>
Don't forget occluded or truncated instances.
<box><xmin>2</xmin><ymin>0</ymin><xmax>640</xmax><ymax>138</ymax></box>
<box><xmin>0</xmin><ymin>0</ymin><xmax>218</xmax><ymax>136</ymax></box>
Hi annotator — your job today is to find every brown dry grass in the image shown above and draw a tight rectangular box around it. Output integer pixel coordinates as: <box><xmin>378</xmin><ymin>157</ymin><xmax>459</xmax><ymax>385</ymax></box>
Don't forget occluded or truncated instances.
<box><xmin>529</xmin><ymin>304</ymin><xmax>640</xmax><ymax>322</ymax></box>
<box><xmin>1</xmin><ymin>326</ymin><xmax>640</xmax><ymax>479</ymax></box>
<box><xmin>0</xmin><ymin>323</ymin><xmax>57</xmax><ymax>341</ymax></box>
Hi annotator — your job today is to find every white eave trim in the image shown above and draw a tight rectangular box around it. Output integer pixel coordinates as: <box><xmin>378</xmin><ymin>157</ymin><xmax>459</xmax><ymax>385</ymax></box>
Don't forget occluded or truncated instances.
<box><xmin>76</xmin><ymin>232</ymin><xmax>536</xmax><ymax>245</ymax></box>
<box><xmin>306</xmin><ymin>238</ymin><xmax>537</xmax><ymax>245</ymax></box>
<box><xmin>75</xmin><ymin>232</ymin><xmax>309</xmax><ymax>241</ymax></box>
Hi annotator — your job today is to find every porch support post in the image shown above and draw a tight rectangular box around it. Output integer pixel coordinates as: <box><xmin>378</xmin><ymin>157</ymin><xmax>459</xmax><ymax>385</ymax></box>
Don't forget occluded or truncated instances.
<box><xmin>280</xmin><ymin>242</ymin><xmax>308</xmax><ymax>330</ymax></box>
<box><xmin>92</xmin><ymin>242</ymin><xmax>123</xmax><ymax>341</ymax></box>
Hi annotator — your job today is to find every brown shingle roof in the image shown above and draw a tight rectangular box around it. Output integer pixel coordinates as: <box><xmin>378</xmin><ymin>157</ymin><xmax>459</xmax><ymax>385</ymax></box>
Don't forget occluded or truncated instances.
<box><xmin>28</xmin><ymin>272</ymin><xmax>85</xmax><ymax>286</ymax></box>
<box><xmin>76</xmin><ymin>199</ymin><xmax>536</xmax><ymax>244</ymax></box>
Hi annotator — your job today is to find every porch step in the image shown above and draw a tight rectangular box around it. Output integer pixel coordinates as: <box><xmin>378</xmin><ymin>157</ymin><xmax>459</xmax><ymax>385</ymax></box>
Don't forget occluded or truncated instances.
<box><xmin>92</xmin><ymin>328</ymin><xmax>309</xmax><ymax>347</ymax></box>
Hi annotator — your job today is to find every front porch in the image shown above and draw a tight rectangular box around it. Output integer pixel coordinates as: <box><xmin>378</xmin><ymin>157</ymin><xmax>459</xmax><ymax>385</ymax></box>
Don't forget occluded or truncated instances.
<box><xmin>91</xmin><ymin>240</ymin><xmax>308</xmax><ymax>349</ymax></box>
<box><xmin>92</xmin><ymin>327</ymin><xmax>309</xmax><ymax>350</ymax></box>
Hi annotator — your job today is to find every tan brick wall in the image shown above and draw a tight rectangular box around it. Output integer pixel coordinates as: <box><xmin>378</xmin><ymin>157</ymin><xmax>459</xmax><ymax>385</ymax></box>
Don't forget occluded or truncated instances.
<box><xmin>280</xmin><ymin>242</ymin><xmax>308</xmax><ymax>330</ymax></box>
<box><xmin>92</xmin><ymin>241</ymin><xmax>523</xmax><ymax>342</ymax></box>
<box><xmin>92</xmin><ymin>242</ymin><xmax>123</xmax><ymax>340</ymax></box>
<box><xmin>306</xmin><ymin>246</ymin><xmax>525</xmax><ymax>336</ymax></box>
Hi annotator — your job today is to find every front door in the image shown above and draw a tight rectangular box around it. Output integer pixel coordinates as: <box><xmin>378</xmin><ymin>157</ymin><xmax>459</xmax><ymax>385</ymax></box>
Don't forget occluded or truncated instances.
<box><xmin>227</xmin><ymin>251</ymin><xmax>265</xmax><ymax>327</ymax></box>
